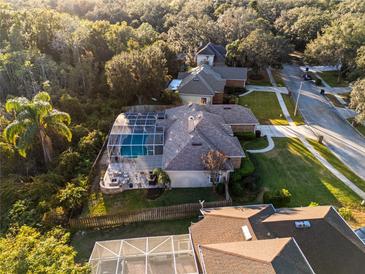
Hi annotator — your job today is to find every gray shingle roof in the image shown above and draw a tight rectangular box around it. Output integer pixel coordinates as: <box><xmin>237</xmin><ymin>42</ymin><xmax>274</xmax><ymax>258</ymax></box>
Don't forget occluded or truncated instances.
<box><xmin>163</xmin><ymin>104</ymin><xmax>245</xmax><ymax>171</ymax></box>
<box><xmin>177</xmin><ymin>65</ymin><xmax>225</xmax><ymax>96</ymax></box>
<box><xmin>191</xmin><ymin>205</ymin><xmax>365</xmax><ymax>274</ymax></box>
<box><xmin>176</xmin><ymin>65</ymin><xmax>248</xmax><ymax>97</ymax></box>
<box><xmin>196</xmin><ymin>42</ymin><xmax>226</xmax><ymax>65</ymax></box>
<box><xmin>205</xmin><ymin>104</ymin><xmax>259</xmax><ymax>125</ymax></box>
<box><xmin>212</xmin><ymin>66</ymin><xmax>248</xmax><ymax>81</ymax></box>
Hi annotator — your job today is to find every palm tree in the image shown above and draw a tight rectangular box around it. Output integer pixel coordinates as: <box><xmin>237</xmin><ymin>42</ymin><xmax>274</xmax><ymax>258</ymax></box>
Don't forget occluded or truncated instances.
<box><xmin>3</xmin><ymin>91</ymin><xmax>72</xmax><ymax>164</ymax></box>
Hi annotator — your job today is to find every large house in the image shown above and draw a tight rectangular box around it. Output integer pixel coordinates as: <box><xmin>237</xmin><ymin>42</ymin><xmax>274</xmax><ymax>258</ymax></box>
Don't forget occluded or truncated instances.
<box><xmin>169</xmin><ymin>64</ymin><xmax>247</xmax><ymax>105</ymax></box>
<box><xmin>89</xmin><ymin>205</ymin><xmax>365</xmax><ymax>274</ymax></box>
<box><xmin>102</xmin><ymin>103</ymin><xmax>258</xmax><ymax>192</ymax></box>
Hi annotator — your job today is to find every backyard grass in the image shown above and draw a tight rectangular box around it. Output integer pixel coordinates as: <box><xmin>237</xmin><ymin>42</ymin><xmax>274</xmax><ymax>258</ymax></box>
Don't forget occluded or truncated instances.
<box><xmin>247</xmin><ymin>70</ymin><xmax>272</xmax><ymax>86</ymax></box>
<box><xmin>272</xmin><ymin>69</ymin><xmax>285</xmax><ymax>87</ymax></box>
<box><xmin>308</xmin><ymin>139</ymin><xmax>365</xmax><ymax>192</ymax></box>
<box><xmin>319</xmin><ymin>71</ymin><xmax>348</xmax><ymax>87</ymax></box>
<box><xmin>71</xmin><ymin>218</ymin><xmax>195</xmax><ymax>262</ymax></box>
<box><xmin>82</xmin><ymin>187</ymin><xmax>223</xmax><ymax>217</ymax></box>
<box><xmin>239</xmin><ymin>92</ymin><xmax>288</xmax><ymax>125</ymax></box>
<box><xmin>282</xmin><ymin>94</ymin><xmax>305</xmax><ymax>125</ymax></box>
<box><xmin>249</xmin><ymin>137</ymin><xmax>365</xmax><ymax>227</ymax></box>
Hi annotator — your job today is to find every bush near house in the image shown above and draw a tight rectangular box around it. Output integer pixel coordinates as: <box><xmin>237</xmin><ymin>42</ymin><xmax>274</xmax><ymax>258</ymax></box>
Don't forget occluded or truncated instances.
<box><xmin>339</xmin><ymin>207</ymin><xmax>354</xmax><ymax>221</ymax></box>
<box><xmin>263</xmin><ymin>188</ymin><xmax>292</xmax><ymax>207</ymax></box>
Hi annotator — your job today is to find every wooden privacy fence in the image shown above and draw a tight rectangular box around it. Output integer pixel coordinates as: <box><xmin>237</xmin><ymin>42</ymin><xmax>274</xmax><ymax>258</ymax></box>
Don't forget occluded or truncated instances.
<box><xmin>69</xmin><ymin>200</ymin><xmax>232</xmax><ymax>230</ymax></box>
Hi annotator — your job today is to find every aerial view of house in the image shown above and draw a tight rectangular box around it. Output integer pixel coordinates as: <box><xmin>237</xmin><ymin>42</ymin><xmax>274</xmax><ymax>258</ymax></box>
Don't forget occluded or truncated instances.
<box><xmin>1</xmin><ymin>1</ymin><xmax>365</xmax><ymax>273</ymax></box>
<box><xmin>89</xmin><ymin>205</ymin><xmax>365</xmax><ymax>274</ymax></box>
<box><xmin>103</xmin><ymin>103</ymin><xmax>258</xmax><ymax>192</ymax></box>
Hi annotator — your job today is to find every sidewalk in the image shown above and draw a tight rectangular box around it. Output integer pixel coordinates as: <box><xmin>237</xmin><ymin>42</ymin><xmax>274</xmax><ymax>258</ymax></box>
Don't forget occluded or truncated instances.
<box><xmin>261</xmin><ymin>67</ymin><xmax>365</xmax><ymax>200</ymax></box>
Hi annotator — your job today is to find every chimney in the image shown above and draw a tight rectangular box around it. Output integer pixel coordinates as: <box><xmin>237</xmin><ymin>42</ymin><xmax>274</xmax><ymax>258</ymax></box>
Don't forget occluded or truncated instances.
<box><xmin>188</xmin><ymin>116</ymin><xmax>195</xmax><ymax>133</ymax></box>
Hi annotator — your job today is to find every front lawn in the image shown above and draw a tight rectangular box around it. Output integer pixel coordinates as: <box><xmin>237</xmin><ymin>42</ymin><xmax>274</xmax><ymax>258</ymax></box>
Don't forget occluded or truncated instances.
<box><xmin>282</xmin><ymin>94</ymin><xmax>305</xmax><ymax>125</ymax></box>
<box><xmin>240</xmin><ymin>136</ymin><xmax>269</xmax><ymax>150</ymax></box>
<box><xmin>319</xmin><ymin>71</ymin><xmax>348</xmax><ymax>87</ymax></box>
<box><xmin>249</xmin><ymin>138</ymin><xmax>365</xmax><ymax>226</ymax></box>
<box><xmin>308</xmin><ymin>139</ymin><xmax>365</xmax><ymax>192</ymax></box>
<box><xmin>239</xmin><ymin>92</ymin><xmax>288</xmax><ymax>125</ymax></box>
<box><xmin>82</xmin><ymin>187</ymin><xmax>223</xmax><ymax>217</ymax></box>
<box><xmin>71</xmin><ymin>218</ymin><xmax>195</xmax><ymax>262</ymax></box>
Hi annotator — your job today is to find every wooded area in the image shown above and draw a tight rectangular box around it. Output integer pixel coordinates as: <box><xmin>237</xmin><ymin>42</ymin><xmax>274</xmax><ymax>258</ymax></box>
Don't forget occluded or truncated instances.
<box><xmin>1</xmin><ymin>0</ymin><xmax>365</xmax><ymax>271</ymax></box>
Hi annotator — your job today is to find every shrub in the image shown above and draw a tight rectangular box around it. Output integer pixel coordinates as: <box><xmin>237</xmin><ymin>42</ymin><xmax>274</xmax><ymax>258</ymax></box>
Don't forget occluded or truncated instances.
<box><xmin>57</xmin><ymin>149</ymin><xmax>82</xmax><ymax>180</ymax></box>
<box><xmin>42</xmin><ymin>207</ymin><xmax>67</xmax><ymax>228</ymax></box>
<box><xmin>263</xmin><ymin>188</ymin><xmax>292</xmax><ymax>207</ymax></box>
<box><xmin>238</xmin><ymin>158</ymin><xmax>255</xmax><ymax>177</ymax></box>
<box><xmin>0</xmin><ymin>142</ymin><xmax>19</xmax><ymax>176</ymax></box>
<box><xmin>242</xmin><ymin>175</ymin><xmax>258</xmax><ymax>191</ymax></box>
<box><xmin>59</xmin><ymin>93</ymin><xmax>86</xmax><ymax>123</ymax></box>
<box><xmin>223</xmin><ymin>94</ymin><xmax>238</xmax><ymax>104</ymax></box>
<box><xmin>71</xmin><ymin>125</ymin><xmax>89</xmax><ymax>147</ymax></box>
<box><xmin>315</xmin><ymin>78</ymin><xmax>322</xmax><ymax>86</ymax></box>
<box><xmin>9</xmin><ymin>200</ymin><xmax>40</xmax><ymax>228</ymax></box>
<box><xmin>235</xmin><ymin>131</ymin><xmax>256</xmax><ymax>140</ymax></box>
<box><xmin>216</xmin><ymin>183</ymin><xmax>225</xmax><ymax>195</ymax></box>
<box><xmin>231</xmin><ymin>182</ymin><xmax>244</xmax><ymax>196</ymax></box>
<box><xmin>308</xmin><ymin>201</ymin><xmax>319</xmax><ymax>207</ymax></box>
<box><xmin>338</xmin><ymin>207</ymin><xmax>353</xmax><ymax>221</ymax></box>
<box><xmin>78</xmin><ymin>130</ymin><xmax>104</xmax><ymax>160</ymax></box>
<box><xmin>160</xmin><ymin>90</ymin><xmax>182</xmax><ymax>105</ymax></box>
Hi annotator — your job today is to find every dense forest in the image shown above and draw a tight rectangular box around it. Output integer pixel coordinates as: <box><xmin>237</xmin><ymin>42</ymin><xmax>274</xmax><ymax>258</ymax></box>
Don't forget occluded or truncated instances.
<box><xmin>1</xmin><ymin>0</ymin><xmax>365</xmax><ymax>271</ymax></box>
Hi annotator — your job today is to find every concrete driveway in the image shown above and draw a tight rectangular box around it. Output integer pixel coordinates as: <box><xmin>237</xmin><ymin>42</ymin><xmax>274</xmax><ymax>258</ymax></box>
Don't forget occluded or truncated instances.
<box><xmin>282</xmin><ymin>64</ymin><xmax>365</xmax><ymax>180</ymax></box>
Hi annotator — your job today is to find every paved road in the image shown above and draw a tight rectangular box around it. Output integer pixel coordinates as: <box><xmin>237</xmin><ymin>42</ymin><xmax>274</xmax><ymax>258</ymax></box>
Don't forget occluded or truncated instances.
<box><xmin>282</xmin><ymin>64</ymin><xmax>365</xmax><ymax>180</ymax></box>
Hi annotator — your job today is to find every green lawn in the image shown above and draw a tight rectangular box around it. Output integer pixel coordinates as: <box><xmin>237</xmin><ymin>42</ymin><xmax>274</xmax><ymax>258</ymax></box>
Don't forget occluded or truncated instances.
<box><xmin>308</xmin><ymin>139</ymin><xmax>365</xmax><ymax>192</ymax></box>
<box><xmin>239</xmin><ymin>92</ymin><xmax>288</xmax><ymax>125</ymax></box>
<box><xmin>240</xmin><ymin>136</ymin><xmax>269</xmax><ymax>150</ymax></box>
<box><xmin>282</xmin><ymin>94</ymin><xmax>305</xmax><ymax>125</ymax></box>
<box><xmin>319</xmin><ymin>71</ymin><xmax>348</xmax><ymax>87</ymax></box>
<box><xmin>83</xmin><ymin>188</ymin><xmax>223</xmax><ymax>217</ymax></box>
<box><xmin>272</xmin><ymin>69</ymin><xmax>285</xmax><ymax>87</ymax></box>
<box><xmin>249</xmin><ymin>138</ymin><xmax>363</xmax><ymax>211</ymax></box>
<box><xmin>71</xmin><ymin>218</ymin><xmax>195</xmax><ymax>262</ymax></box>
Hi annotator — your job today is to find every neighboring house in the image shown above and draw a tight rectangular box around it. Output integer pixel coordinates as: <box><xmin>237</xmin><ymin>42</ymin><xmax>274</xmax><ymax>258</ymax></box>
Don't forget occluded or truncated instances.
<box><xmin>190</xmin><ymin>205</ymin><xmax>365</xmax><ymax>274</ymax></box>
<box><xmin>88</xmin><ymin>204</ymin><xmax>365</xmax><ymax>274</ymax></box>
<box><xmin>103</xmin><ymin>103</ymin><xmax>258</xmax><ymax>192</ymax></box>
<box><xmin>196</xmin><ymin>42</ymin><xmax>226</xmax><ymax>66</ymax></box>
<box><xmin>168</xmin><ymin>64</ymin><xmax>247</xmax><ymax>105</ymax></box>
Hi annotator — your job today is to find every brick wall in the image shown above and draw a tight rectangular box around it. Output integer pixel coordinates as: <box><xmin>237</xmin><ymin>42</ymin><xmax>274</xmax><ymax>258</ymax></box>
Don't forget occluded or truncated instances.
<box><xmin>225</xmin><ymin>79</ymin><xmax>246</xmax><ymax>87</ymax></box>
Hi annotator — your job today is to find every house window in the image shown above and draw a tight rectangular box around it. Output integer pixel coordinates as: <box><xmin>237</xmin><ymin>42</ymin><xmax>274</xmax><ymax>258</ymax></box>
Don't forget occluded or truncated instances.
<box><xmin>201</xmin><ymin>97</ymin><xmax>207</xmax><ymax>104</ymax></box>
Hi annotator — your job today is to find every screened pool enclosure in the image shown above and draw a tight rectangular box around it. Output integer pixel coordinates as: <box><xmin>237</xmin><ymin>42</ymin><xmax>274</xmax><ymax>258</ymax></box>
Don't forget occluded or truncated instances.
<box><xmin>107</xmin><ymin>112</ymin><xmax>165</xmax><ymax>160</ymax></box>
<box><xmin>89</xmin><ymin>234</ymin><xmax>199</xmax><ymax>274</ymax></box>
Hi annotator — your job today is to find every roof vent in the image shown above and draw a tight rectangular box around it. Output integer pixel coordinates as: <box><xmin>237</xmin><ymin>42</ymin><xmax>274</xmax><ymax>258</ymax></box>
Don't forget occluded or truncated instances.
<box><xmin>295</xmin><ymin>221</ymin><xmax>311</xmax><ymax>229</ymax></box>
<box><xmin>223</xmin><ymin>107</ymin><xmax>232</xmax><ymax>110</ymax></box>
<box><xmin>188</xmin><ymin>116</ymin><xmax>196</xmax><ymax>133</ymax></box>
<box><xmin>193</xmin><ymin>77</ymin><xmax>199</xmax><ymax>81</ymax></box>
<box><xmin>192</xmin><ymin>142</ymin><xmax>202</xmax><ymax>146</ymax></box>
<box><xmin>242</xmin><ymin>225</ymin><xmax>252</xmax><ymax>240</ymax></box>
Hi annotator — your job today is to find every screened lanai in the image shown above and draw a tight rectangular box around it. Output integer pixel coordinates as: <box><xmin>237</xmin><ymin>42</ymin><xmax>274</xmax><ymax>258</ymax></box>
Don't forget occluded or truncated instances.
<box><xmin>89</xmin><ymin>234</ymin><xmax>199</xmax><ymax>274</ymax></box>
<box><xmin>107</xmin><ymin>112</ymin><xmax>165</xmax><ymax>160</ymax></box>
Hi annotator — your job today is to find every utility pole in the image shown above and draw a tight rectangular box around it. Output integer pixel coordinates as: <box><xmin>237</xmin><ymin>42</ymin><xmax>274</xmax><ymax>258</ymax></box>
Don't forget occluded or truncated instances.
<box><xmin>294</xmin><ymin>81</ymin><xmax>303</xmax><ymax>116</ymax></box>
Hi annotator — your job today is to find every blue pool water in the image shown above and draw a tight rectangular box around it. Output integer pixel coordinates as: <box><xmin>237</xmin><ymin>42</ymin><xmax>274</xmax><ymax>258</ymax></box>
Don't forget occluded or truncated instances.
<box><xmin>120</xmin><ymin>134</ymin><xmax>148</xmax><ymax>157</ymax></box>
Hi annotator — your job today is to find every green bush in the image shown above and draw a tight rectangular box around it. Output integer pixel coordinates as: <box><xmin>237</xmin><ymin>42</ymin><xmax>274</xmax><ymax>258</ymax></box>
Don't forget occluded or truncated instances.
<box><xmin>160</xmin><ymin>90</ymin><xmax>182</xmax><ymax>105</ymax></box>
<box><xmin>78</xmin><ymin>130</ymin><xmax>104</xmax><ymax>160</ymax></box>
<box><xmin>238</xmin><ymin>158</ymin><xmax>255</xmax><ymax>177</ymax></box>
<box><xmin>242</xmin><ymin>175</ymin><xmax>258</xmax><ymax>191</ymax></box>
<box><xmin>216</xmin><ymin>183</ymin><xmax>225</xmax><ymax>195</ymax></box>
<box><xmin>263</xmin><ymin>188</ymin><xmax>292</xmax><ymax>207</ymax></box>
<box><xmin>315</xmin><ymin>78</ymin><xmax>322</xmax><ymax>86</ymax></box>
<box><xmin>308</xmin><ymin>201</ymin><xmax>319</xmax><ymax>207</ymax></box>
<box><xmin>231</xmin><ymin>182</ymin><xmax>244</xmax><ymax>196</ymax></box>
<box><xmin>235</xmin><ymin>131</ymin><xmax>256</xmax><ymax>140</ymax></box>
<box><xmin>338</xmin><ymin>207</ymin><xmax>353</xmax><ymax>221</ymax></box>
<box><xmin>57</xmin><ymin>149</ymin><xmax>82</xmax><ymax>180</ymax></box>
